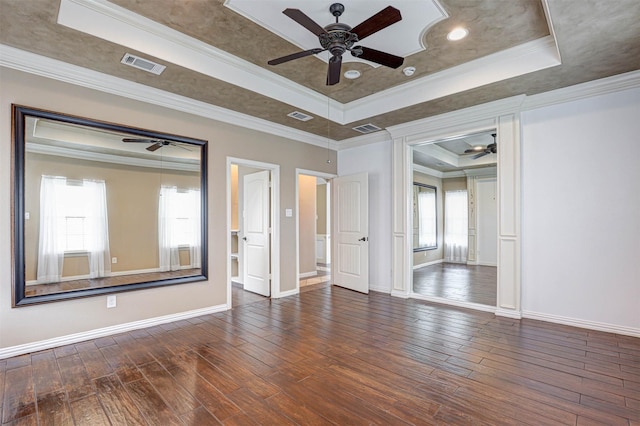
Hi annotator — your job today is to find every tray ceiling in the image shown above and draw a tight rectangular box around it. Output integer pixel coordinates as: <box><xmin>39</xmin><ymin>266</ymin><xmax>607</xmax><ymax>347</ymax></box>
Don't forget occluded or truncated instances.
<box><xmin>1</xmin><ymin>0</ymin><xmax>639</xmax><ymax>143</ymax></box>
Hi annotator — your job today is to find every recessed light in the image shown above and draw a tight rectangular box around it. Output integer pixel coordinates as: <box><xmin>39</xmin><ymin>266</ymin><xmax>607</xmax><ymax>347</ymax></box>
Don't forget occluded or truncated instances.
<box><xmin>402</xmin><ymin>66</ymin><xmax>416</xmax><ymax>76</ymax></box>
<box><xmin>344</xmin><ymin>70</ymin><xmax>361</xmax><ymax>79</ymax></box>
<box><xmin>447</xmin><ymin>27</ymin><xmax>468</xmax><ymax>41</ymax></box>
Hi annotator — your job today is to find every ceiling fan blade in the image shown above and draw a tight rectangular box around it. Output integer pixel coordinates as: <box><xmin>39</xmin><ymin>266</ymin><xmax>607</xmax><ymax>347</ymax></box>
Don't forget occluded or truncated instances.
<box><xmin>268</xmin><ymin>48</ymin><xmax>324</xmax><ymax>66</ymax></box>
<box><xmin>353</xmin><ymin>46</ymin><xmax>404</xmax><ymax>69</ymax></box>
<box><xmin>146</xmin><ymin>143</ymin><xmax>163</xmax><ymax>152</ymax></box>
<box><xmin>351</xmin><ymin>6</ymin><xmax>402</xmax><ymax>41</ymax></box>
<box><xmin>122</xmin><ymin>138</ymin><xmax>156</xmax><ymax>143</ymax></box>
<box><xmin>471</xmin><ymin>152</ymin><xmax>489</xmax><ymax>160</ymax></box>
<box><xmin>283</xmin><ymin>9</ymin><xmax>327</xmax><ymax>36</ymax></box>
<box><xmin>327</xmin><ymin>55</ymin><xmax>342</xmax><ymax>86</ymax></box>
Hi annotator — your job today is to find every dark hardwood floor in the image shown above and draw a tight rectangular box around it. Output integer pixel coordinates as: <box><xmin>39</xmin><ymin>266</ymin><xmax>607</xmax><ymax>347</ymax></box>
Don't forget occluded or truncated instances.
<box><xmin>413</xmin><ymin>263</ymin><xmax>497</xmax><ymax>306</ymax></box>
<box><xmin>2</xmin><ymin>285</ymin><xmax>639</xmax><ymax>425</ymax></box>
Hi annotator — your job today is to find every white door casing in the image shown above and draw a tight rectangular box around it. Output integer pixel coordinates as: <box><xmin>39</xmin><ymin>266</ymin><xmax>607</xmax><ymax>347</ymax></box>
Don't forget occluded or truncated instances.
<box><xmin>333</xmin><ymin>172</ymin><xmax>369</xmax><ymax>294</ymax></box>
<box><xmin>243</xmin><ymin>170</ymin><xmax>270</xmax><ymax>296</ymax></box>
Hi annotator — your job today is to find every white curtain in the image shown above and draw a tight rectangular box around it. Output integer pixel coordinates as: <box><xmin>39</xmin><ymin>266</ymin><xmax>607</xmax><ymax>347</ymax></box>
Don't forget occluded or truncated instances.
<box><xmin>418</xmin><ymin>189</ymin><xmax>437</xmax><ymax>247</ymax></box>
<box><xmin>83</xmin><ymin>180</ymin><xmax>111</xmax><ymax>278</ymax></box>
<box><xmin>159</xmin><ymin>186</ymin><xmax>181</xmax><ymax>271</ymax></box>
<box><xmin>37</xmin><ymin>177</ymin><xmax>110</xmax><ymax>281</ymax></box>
<box><xmin>159</xmin><ymin>186</ymin><xmax>202</xmax><ymax>271</ymax></box>
<box><xmin>444</xmin><ymin>190</ymin><xmax>469</xmax><ymax>263</ymax></box>
<box><xmin>187</xmin><ymin>189</ymin><xmax>202</xmax><ymax>268</ymax></box>
<box><xmin>37</xmin><ymin>176</ymin><xmax>66</xmax><ymax>283</ymax></box>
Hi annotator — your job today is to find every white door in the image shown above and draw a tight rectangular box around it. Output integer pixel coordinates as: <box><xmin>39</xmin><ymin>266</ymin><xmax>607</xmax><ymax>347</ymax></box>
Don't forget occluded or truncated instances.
<box><xmin>332</xmin><ymin>173</ymin><xmax>369</xmax><ymax>293</ymax></box>
<box><xmin>243</xmin><ymin>170</ymin><xmax>270</xmax><ymax>296</ymax></box>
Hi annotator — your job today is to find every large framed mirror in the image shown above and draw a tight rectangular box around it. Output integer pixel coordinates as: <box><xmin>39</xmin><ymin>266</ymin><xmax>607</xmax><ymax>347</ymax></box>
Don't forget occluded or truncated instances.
<box><xmin>12</xmin><ymin>105</ymin><xmax>208</xmax><ymax>306</ymax></box>
<box><xmin>412</xmin><ymin>182</ymin><xmax>437</xmax><ymax>251</ymax></box>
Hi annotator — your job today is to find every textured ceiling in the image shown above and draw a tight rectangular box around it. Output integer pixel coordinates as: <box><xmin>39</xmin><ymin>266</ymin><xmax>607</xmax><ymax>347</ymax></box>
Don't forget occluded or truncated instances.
<box><xmin>1</xmin><ymin>0</ymin><xmax>639</xmax><ymax>142</ymax></box>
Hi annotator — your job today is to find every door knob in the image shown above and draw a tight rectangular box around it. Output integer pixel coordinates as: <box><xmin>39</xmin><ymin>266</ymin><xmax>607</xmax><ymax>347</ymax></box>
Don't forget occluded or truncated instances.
<box><xmin>358</xmin><ymin>237</ymin><xmax>368</xmax><ymax>242</ymax></box>
<box><xmin>242</xmin><ymin>237</ymin><xmax>247</xmax><ymax>241</ymax></box>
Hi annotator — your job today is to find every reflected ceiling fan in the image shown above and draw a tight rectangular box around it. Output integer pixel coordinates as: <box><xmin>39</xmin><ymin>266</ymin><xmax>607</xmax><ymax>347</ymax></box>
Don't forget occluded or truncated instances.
<box><xmin>268</xmin><ymin>3</ymin><xmax>404</xmax><ymax>85</ymax></box>
<box><xmin>122</xmin><ymin>138</ymin><xmax>191</xmax><ymax>152</ymax></box>
<box><xmin>464</xmin><ymin>133</ymin><xmax>497</xmax><ymax>159</ymax></box>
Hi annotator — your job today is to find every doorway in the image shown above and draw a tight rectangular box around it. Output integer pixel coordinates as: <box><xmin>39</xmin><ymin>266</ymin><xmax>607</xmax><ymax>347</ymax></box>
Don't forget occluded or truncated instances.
<box><xmin>227</xmin><ymin>158</ymin><xmax>280</xmax><ymax>308</ymax></box>
<box><xmin>411</xmin><ymin>130</ymin><xmax>498</xmax><ymax>310</ymax></box>
<box><xmin>296</xmin><ymin>169</ymin><xmax>336</xmax><ymax>293</ymax></box>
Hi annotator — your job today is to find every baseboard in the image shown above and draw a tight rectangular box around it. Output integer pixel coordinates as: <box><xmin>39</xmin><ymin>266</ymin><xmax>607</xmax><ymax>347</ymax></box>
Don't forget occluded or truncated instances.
<box><xmin>369</xmin><ymin>284</ymin><xmax>391</xmax><ymax>294</ymax></box>
<box><xmin>390</xmin><ymin>290</ymin><xmax>410</xmax><ymax>298</ymax></box>
<box><xmin>495</xmin><ymin>307</ymin><xmax>523</xmax><ymax>319</ymax></box>
<box><xmin>299</xmin><ymin>271</ymin><xmax>318</xmax><ymax>279</ymax></box>
<box><xmin>522</xmin><ymin>310</ymin><xmax>640</xmax><ymax>338</ymax></box>
<box><xmin>0</xmin><ymin>304</ymin><xmax>228</xmax><ymax>360</ymax></box>
<box><xmin>274</xmin><ymin>288</ymin><xmax>299</xmax><ymax>298</ymax></box>
<box><xmin>410</xmin><ymin>293</ymin><xmax>497</xmax><ymax>313</ymax></box>
<box><xmin>412</xmin><ymin>259</ymin><xmax>444</xmax><ymax>270</ymax></box>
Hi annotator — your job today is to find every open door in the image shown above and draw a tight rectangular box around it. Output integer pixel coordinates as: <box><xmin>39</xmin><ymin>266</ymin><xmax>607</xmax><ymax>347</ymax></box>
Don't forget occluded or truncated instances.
<box><xmin>333</xmin><ymin>172</ymin><xmax>369</xmax><ymax>293</ymax></box>
<box><xmin>243</xmin><ymin>170</ymin><xmax>270</xmax><ymax>296</ymax></box>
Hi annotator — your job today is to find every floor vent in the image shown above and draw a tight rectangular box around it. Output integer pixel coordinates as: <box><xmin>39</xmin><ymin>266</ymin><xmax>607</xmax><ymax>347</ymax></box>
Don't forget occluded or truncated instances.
<box><xmin>121</xmin><ymin>53</ymin><xmax>166</xmax><ymax>75</ymax></box>
<box><xmin>352</xmin><ymin>123</ymin><xmax>382</xmax><ymax>134</ymax></box>
<box><xmin>287</xmin><ymin>111</ymin><xmax>314</xmax><ymax>121</ymax></box>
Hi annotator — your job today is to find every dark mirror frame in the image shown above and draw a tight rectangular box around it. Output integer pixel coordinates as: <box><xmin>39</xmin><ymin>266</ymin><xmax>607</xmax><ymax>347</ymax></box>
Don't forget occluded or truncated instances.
<box><xmin>11</xmin><ymin>105</ymin><xmax>208</xmax><ymax>306</ymax></box>
<box><xmin>413</xmin><ymin>182</ymin><xmax>438</xmax><ymax>252</ymax></box>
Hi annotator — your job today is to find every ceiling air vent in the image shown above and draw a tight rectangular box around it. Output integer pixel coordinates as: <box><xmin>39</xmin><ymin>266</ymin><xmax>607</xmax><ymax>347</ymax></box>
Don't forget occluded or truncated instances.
<box><xmin>121</xmin><ymin>53</ymin><xmax>166</xmax><ymax>75</ymax></box>
<box><xmin>352</xmin><ymin>123</ymin><xmax>382</xmax><ymax>134</ymax></box>
<box><xmin>287</xmin><ymin>111</ymin><xmax>314</xmax><ymax>122</ymax></box>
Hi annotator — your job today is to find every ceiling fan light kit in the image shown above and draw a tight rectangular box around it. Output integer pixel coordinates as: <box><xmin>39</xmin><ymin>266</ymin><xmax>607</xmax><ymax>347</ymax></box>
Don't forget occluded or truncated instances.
<box><xmin>268</xmin><ymin>3</ymin><xmax>405</xmax><ymax>85</ymax></box>
<box><xmin>463</xmin><ymin>133</ymin><xmax>497</xmax><ymax>160</ymax></box>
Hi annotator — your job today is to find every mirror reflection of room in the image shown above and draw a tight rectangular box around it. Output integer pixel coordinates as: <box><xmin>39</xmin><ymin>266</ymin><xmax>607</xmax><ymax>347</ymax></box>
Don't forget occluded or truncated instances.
<box><xmin>412</xmin><ymin>130</ymin><xmax>498</xmax><ymax>307</ymax></box>
<box><xmin>22</xmin><ymin>114</ymin><xmax>203</xmax><ymax>298</ymax></box>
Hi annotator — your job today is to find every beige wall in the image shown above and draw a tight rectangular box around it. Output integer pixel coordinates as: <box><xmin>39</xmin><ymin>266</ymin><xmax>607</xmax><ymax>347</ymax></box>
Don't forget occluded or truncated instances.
<box><xmin>412</xmin><ymin>171</ymin><xmax>444</xmax><ymax>266</ymax></box>
<box><xmin>0</xmin><ymin>68</ymin><xmax>337</xmax><ymax>349</ymax></box>
<box><xmin>298</xmin><ymin>175</ymin><xmax>317</xmax><ymax>276</ymax></box>
<box><xmin>443</xmin><ymin>176</ymin><xmax>467</xmax><ymax>192</ymax></box>
<box><xmin>24</xmin><ymin>152</ymin><xmax>199</xmax><ymax>280</ymax></box>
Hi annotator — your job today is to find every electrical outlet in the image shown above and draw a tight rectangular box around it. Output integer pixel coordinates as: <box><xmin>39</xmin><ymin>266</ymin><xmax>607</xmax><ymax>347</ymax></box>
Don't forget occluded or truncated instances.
<box><xmin>111</xmin><ymin>257</ymin><xmax>117</xmax><ymax>264</ymax></box>
<box><xmin>107</xmin><ymin>295</ymin><xmax>117</xmax><ymax>308</ymax></box>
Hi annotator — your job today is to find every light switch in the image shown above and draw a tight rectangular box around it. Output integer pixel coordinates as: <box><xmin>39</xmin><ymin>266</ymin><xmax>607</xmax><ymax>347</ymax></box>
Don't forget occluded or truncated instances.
<box><xmin>285</xmin><ymin>208</ymin><xmax>293</xmax><ymax>217</ymax></box>
<box><xmin>107</xmin><ymin>295</ymin><xmax>117</xmax><ymax>308</ymax></box>
<box><xmin>25</xmin><ymin>212</ymin><xmax>30</xmax><ymax>220</ymax></box>
<box><xmin>112</xmin><ymin>257</ymin><xmax>118</xmax><ymax>264</ymax></box>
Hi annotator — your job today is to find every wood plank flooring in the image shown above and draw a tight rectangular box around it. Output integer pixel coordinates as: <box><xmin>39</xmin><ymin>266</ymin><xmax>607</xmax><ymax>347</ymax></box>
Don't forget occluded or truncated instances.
<box><xmin>413</xmin><ymin>263</ymin><xmax>497</xmax><ymax>306</ymax></box>
<box><xmin>2</xmin><ymin>285</ymin><xmax>639</xmax><ymax>425</ymax></box>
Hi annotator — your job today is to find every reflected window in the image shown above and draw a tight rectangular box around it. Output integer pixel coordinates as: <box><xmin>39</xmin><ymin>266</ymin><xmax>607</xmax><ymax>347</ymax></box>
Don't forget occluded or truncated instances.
<box><xmin>37</xmin><ymin>176</ymin><xmax>111</xmax><ymax>283</ymax></box>
<box><xmin>413</xmin><ymin>183</ymin><xmax>437</xmax><ymax>251</ymax></box>
<box><xmin>444</xmin><ymin>190</ymin><xmax>468</xmax><ymax>262</ymax></box>
<box><xmin>158</xmin><ymin>186</ymin><xmax>201</xmax><ymax>271</ymax></box>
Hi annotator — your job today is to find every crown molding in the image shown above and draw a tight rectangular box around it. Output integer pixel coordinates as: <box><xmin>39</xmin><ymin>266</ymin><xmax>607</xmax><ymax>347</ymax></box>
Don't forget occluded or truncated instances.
<box><xmin>413</xmin><ymin>164</ymin><xmax>443</xmax><ymax>178</ymax></box>
<box><xmin>0</xmin><ymin>45</ymin><xmax>338</xmax><ymax>149</ymax></box>
<box><xmin>521</xmin><ymin>69</ymin><xmax>640</xmax><ymax>111</ymax></box>
<box><xmin>26</xmin><ymin>142</ymin><xmax>200</xmax><ymax>172</ymax></box>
